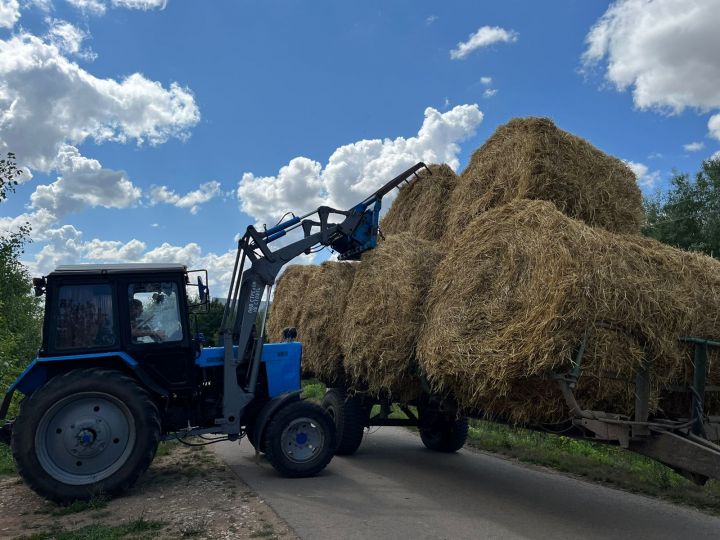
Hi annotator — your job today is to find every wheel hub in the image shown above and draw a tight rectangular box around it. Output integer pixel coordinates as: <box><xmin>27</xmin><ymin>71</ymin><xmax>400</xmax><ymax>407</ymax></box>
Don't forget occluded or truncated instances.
<box><xmin>281</xmin><ymin>417</ymin><xmax>324</xmax><ymax>463</ymax></box>
<box><xmin>36</xmin><ymin>393</ymin><xmax>136</xmax><ymax>485</ymax></box>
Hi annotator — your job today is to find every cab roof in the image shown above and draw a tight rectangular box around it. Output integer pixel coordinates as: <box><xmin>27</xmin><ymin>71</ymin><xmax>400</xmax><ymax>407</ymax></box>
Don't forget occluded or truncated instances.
<box><xmin>48</xmin><ymin>263</ymin><xmax>187</xmax><ymax>276</ymax></box>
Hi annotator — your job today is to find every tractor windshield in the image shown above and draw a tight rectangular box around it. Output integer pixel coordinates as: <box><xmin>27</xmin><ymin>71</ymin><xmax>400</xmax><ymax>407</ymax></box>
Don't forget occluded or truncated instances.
<box><xmin>128</xmin><ymin>282</ymin><xmax>184</xmax><ymax>344</ymax></box>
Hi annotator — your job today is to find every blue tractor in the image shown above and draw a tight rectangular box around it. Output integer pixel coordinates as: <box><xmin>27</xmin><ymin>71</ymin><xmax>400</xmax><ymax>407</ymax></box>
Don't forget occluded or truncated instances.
<box><xmin>0</xmin><ymin>163</ymin><xmax>429</xmax><ymax>502</ymax></box>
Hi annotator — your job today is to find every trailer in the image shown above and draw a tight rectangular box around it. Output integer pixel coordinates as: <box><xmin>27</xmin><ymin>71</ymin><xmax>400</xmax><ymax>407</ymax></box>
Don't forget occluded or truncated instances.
<box><xmin>316</xmin><ymin>328</ymin><xmax>720</xmax><ymax>484</ymax></box>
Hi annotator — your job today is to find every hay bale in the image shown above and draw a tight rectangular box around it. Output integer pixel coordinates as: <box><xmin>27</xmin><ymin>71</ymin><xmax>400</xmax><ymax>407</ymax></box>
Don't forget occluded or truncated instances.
<box><xmin>380</xmin><ymin>164</ymin><xmax>457</xmax><ymax>242</ymax></box>
<box><xmin>266</xmin><ymin>265</ymin><xmax>319</xmax><ymax>343</ymax></box>
<box><xmin>341</xmin><ymin>233</ymin><xmax>442</xmax><ymax>400</ymax></box>
<box><xmin>418</xmin><ymin>199</ymin><xmax>720</xmax><ymax>423</ymax></box>
<box><xmin>298</xmin><ymin>261</ymin><xmax>357</xmax><ymax>384</ymax></box>
<box><xmin>446</xmin><ymin>117</ymin><xmax>643</xmax><ymax>237</ymax></box>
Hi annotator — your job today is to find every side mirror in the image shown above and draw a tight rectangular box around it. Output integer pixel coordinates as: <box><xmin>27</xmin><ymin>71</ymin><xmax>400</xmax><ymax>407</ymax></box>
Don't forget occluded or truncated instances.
<box><xmin>32</xmin><ymin>277</ymin><xmax>46</xmax><ymax>297</ymax></box>
<box><xmin>197</xmin><ymin>276</ymin><xmax>208</xmax><ymax>303</ymax></box>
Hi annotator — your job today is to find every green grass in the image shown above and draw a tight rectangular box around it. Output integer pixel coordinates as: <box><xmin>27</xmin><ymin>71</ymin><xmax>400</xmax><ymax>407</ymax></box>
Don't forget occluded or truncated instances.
<box><xmin>22</xmin><ymin>516</ymin><xmax>165</xmax><ymax>540</ymax></box>
<box><xmin>0</xmin><ymin>442</ymin><xmax>15</xmax><ymax>475</ymax></box>
<box><xmin>301</xmin><ymin>378</ymin><xmax>325</xmax><ymax>401</ymax></box>
<box><xmin>50</xmin><ymin>494</ymin><xmax>108</xmax><ymax>516</ymax></box>
<box><xmin>466</xmin><ymin>419</ymin><xmax>720</xmax><ymax>513</ymax></box>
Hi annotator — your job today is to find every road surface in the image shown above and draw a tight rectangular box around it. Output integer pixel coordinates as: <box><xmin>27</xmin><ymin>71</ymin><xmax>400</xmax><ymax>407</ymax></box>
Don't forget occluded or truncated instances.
<box><xmin>214</xmin><ymin>427</ymin><xmax>720</xmax><ymax>540</ymax></box>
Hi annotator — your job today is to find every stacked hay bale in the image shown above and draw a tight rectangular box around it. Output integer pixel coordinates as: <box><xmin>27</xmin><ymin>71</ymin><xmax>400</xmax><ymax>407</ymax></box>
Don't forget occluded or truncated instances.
<box><xmin>341</xmin><ymin>233</ymin><xmax>442</xmax><ymax>401</ymax></box>
<box><xmin>380</xmin><ymin>164</ymin><xmax>458</xmax><ymax>242</ymax></box>
<box><xmin>265</xmin><ymin>265</ymin><xmax>318</xmax><ymax>343</ymax></box>
<box><xmin>267</xmin><ymin>262</ymin><xmax>356</xmax><ymax>383</ymax></box>
<box><xmin>446</xmin><ymin>117</ymin><xmax>644</xmax><ymax>237</ymax></box>
<box><xmin>417</xmin><ymin>199</ymin><xmax>720</xmax><ymax>423</ymax></box>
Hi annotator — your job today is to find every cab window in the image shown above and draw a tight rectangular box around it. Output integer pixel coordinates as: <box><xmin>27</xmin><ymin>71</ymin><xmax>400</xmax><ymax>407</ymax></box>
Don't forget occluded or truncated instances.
<box><xmin>55</xmin><ymin>284</ymin><xmax>116</xmax><ymax>350</ymax></box>
<box><xmin>128</xmin><ymin>282</ymin><xmax>184</xmax><ymax>344</ymax></box>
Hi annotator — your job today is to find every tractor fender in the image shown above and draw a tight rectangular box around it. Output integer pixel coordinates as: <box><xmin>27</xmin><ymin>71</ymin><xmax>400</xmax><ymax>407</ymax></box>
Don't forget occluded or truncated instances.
<box><xmin>0</xmin><ymin>352</ymin><xmax>167</xmax><ymax>420</ymax></box>
<box><xmin>252</xmin><ymin>390</ymin><xmax>302</xmax><ymax>451</ymax></box>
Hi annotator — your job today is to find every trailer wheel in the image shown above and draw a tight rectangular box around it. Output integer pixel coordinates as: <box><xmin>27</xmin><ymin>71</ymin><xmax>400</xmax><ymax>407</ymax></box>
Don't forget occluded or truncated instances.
<box><xmin>263</xmin><ymin>400</ymin><xmax>336</xmax><ymax>477</ymax></box>
<box><xmin>321</xmin><ymin>389</ymin><xmax>367</xmax><ymax>456</ymax></box>
<box><xmin>11</xmin><ymin>369</ymin><xmax>160</xmax><ymax>503</ymax></box>
<box><xmin>419</xmin><ymin>415</ymin><xmax>469</xmax><ymax>453</ymax></box>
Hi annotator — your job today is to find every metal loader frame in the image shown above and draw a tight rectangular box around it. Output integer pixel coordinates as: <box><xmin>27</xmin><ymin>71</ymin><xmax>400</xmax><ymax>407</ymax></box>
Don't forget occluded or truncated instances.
<box><xmin>207</xmin><ymin>163</ymin><xmax>431</xmax><ymax>438</ymax></box>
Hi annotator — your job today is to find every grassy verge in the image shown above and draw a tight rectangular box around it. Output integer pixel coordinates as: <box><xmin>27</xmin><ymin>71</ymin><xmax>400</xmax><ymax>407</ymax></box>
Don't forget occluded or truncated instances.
<box><xmin>466</xmin><ymin>419</ymin><xmax>720</xmax><ymax>513</ymax></box>
<box><xmin>21</xmin><ymin>516</ymin><xmax>165</xmax><ymax>540</ymax></box>
<box><xmin>0</xmin><ymin>442</ymin><xmax>14</xmax><ymax>475</ymax></box>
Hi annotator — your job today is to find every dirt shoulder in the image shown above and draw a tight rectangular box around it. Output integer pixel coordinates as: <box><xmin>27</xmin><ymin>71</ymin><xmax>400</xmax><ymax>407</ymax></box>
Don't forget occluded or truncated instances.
<box><xmin>0</xmin><ymin>442</ymin><xmax>297</xmax><ymax>540</ymax></box>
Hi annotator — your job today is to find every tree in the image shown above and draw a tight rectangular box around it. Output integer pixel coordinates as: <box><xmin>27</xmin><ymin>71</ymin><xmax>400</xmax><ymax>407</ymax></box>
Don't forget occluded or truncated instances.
<box><xmin>643</xmin><ymin>158</ymin><xmax>720</xmax><ymax>258</ymax></box>
<box><xmin>0</xmin><ymin>153</ymin><xmax>42</xmax><ymax>413</ymax></box>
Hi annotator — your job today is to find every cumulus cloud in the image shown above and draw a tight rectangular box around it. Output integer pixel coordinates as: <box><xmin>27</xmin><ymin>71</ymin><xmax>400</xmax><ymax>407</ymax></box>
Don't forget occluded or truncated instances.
<box><xmin>65</xmin><ymin>0</ymin><xmax>106</xmax><ymax>15</ymax></box>
<box><xmin>29</xmin><ymin>145</ymin><xmax>141</xmax><ymax>218</ymax></box>
<box><xmin>450</xmin><ymin>26</ymin><xmax>518</xmax><ymax>60</ymax></box>
<box><xmin>483</xmin><ymin>88</ymin><xmax>498</xmax><ymax>98</ymax></box>
<box><xmin>583</xmin><ymin>0</ymin><xmax>720</xmax><ymax>113</ymax></box>
<box><xmin>0</xmin><ymin>0</ymin><xmax>20</xmax><ymax>29</ymax></box>
<box><xmin>709</xmin><ymin>114</ymin><xmax>720</xmax><ymax>141</ymax></box>
<box><xmin>0</xmin><ymin>33</ymin><xmax>200</xmax><ymax>171</ymax></box>
<box><xmin>237</xmin><ymin>105</ymin><xmax>483</xmax><ymax>226</ymax></box>
<box><xmin>624</xmin><ymin>160</ymin><xmax>660</xmax><ymax>189</ymax></box>
<box><xmin>149</xmin><ymin>181</ymin><xmax>222</xmax><ymax>214</ymax></box>
<box><xmin>683</xmin><ymin>141</ymin><xmax>705</xmax><ymax>152</ymax></box>
<box><xmin>480</xmin><ymin>76</ymin><xmax>492</xmax><ymax>86</ymax></box>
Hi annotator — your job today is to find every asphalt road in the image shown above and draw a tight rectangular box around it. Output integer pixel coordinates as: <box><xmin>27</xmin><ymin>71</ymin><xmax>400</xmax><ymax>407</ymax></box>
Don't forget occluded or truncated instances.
<box><xmin>214</xmin><ymin>427</ymin><xmax>720</xmax><ymax>540</ymax></box>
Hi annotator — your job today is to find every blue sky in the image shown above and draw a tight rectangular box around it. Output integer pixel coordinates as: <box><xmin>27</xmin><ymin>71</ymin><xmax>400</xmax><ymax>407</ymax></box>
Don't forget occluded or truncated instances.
<box><xmin>1</xmin><ymin>0</ymin><xmax>719</xmax><ymax>287</ymax></box>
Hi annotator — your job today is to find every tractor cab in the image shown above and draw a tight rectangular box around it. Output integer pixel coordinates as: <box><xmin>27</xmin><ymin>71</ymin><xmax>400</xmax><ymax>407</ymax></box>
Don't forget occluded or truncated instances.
<box><xmin>35</xmin><ymin>264</ymin><xmax>199</xmax><ymax>391</ymax></box>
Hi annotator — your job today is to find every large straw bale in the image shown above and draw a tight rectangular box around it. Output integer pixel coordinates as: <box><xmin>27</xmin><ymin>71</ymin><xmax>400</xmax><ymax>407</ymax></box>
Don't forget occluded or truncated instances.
<box><xmin>298</xmin><ymin>261</ymin><xmax>357</xmax><ymax>384</ymax></box>
<box><xmin>380</xmin><ymin>164</ymin><xmax>457</xmax><ymax>242</ymax></box>
<box><xmin>447</xmin><ymin>117</ymin><xmax>643</xmax><ymax>237</ymax></box>
<box><xmin>418</xmin><ymin>199</ymin><xmax>720</xmax><ymax>423</ymax></box>
<box><xmin>341</xmin><ymin>233</ymin><xmax>442</xmax><ymax>400</ymax></box>
<box><xmin>266</xmin><ymin>265</ymin><xmax>319</xmax><ymax>343</ymax></box>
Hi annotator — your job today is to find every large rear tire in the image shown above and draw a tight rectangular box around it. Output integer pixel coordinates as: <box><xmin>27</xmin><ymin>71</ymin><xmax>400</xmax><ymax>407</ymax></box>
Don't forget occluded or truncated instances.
<box><xmin>419</xmin><ymin>414</ymin><xmax>469</xmax><ymax>453</ymax></box>
<box><xmin>11</xmin><ymin>368</ymin><xmax>160</xmax><ymax>503</ymax></box>
<box><xmin>321</xmin><ymin>389</ymin><xmax>367</xmax><ymax>456</ymax></box>
<box><xmin>263</xmin><ymin>400</ymin><xmax>335</xmax><ymax>477</ymax></box>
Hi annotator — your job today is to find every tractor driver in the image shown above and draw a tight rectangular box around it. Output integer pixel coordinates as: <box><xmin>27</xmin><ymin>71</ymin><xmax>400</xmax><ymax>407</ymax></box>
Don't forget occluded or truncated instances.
<box><xmin>130</xmin><ymin>298</ymin><xmax>166</xmax><ymax>342</ymax></box>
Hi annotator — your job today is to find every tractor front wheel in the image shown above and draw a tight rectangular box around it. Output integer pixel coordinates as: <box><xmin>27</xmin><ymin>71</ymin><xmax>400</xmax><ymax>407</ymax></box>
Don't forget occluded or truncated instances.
<box><xmin>11</xmin><ymin>368</ymin><xmax>160</xmax><ymax>503</ymax></box>
<box><xmin>263</xmin><ymin>400</ymin><xmax>336</xmax><ymax>477</ymax></box>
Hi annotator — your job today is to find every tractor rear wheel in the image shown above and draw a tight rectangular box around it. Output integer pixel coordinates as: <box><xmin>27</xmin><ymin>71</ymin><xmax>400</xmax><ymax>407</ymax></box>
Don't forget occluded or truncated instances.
<box><xmin>321</xmin><ymin>388</ymin><xmax>367</xmax><ymax>456</ymax></box>
<box><xmin>263</xmin><ymin>400</ymin><xmax>336</xmax><ymax>477</ymax></box>
<box><xmin>419</xmin><ymin>414</ymin><xmax>469</xmax><ymax>453</ymax></box>
<box><xmin>11</xmin><ymin>368</ymin><xmax>160</xmax><ymax>503</ymax></box>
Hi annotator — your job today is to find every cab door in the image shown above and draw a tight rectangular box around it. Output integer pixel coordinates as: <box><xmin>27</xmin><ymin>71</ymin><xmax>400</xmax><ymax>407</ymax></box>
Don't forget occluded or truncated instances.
<box><xmin>121</xmin><ymin>276</ymin><xmax>195</xmax><ymax>390</ymax></box>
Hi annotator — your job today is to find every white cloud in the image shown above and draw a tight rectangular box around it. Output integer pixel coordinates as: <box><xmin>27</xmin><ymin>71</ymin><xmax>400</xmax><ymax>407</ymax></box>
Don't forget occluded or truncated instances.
<box><xmin>709</xmin><ymin>114</ymin><xmax>720</xmax><ymax>141</ymax></box>
<box><xmin>483</xmin><ymin>88</ymin><xmax>498</xmax><ymax>98</ymax></box>
<box><xmin>624</xmin><ymin>160</ymin><xmax>660</xmax><ymax>189</ymax></box>
<box><xmin>46</xmin><ymin>19</ymin><xmax>96</xmax><ymax>60</ymax></box>
<box><xmin>0</xmin><ymin>33</ymin><xmax>200</xmax><ymax>171</ymax></box>
<box><xmin>480</xmin><ymin>76</ymin><xmax>492</xmax><ymax>86</ymax></box>
<box><xmin>237</xmin><ymin>104</ymin><xmax>483</xmax><ymax>226</ymax></box>
<box><xmin>112</xmin><ymin>0</ymin><xmax>166</xmax><ymax>10</ymax></box>
<box><xmin>582</xmin><ymin>0</ymin><xmax>720</xmax><ymax>114</ymax></box>
<box><xmin>426</xmin><ymin>15</ymin><xmax>437</xmax><ymax>25</ymax></box>
<box><xmin>84</xmin><ymin>238</ymin><xmax>146</xmax><ymax>260</ymax></box>
<box><xmin>0</xmin><ymin>208</ymin><xmax>57</xmax><ymax>238</ymax></box>
<box><xmin>450</xmin><ymin>26</ymin><xmax>518</xmax><ymax>60</ymax></box>
<box><xmin>149</xmin><ymin>181</ymin><xmax>222</xmax><ymax>214</ymax></box>
<box><xmin>683</xmin><ymin>141</ymin><xmax>705</xmax><ymax>152</ymax></box>
<box><xmin>0</xmin><ymin>0</ymin><xmax>20</xmax><ymax>29</ymax></box>
<box><xmin>710</xmin><ymin>150</ymin><xmax>720</xmax><ymax>161</ymax></box>
<box><xmin>66</xmin><ymin>0</ymin><xmax>106</xmax><ymax>15</ymax></box>
<box><xmin>29</xmin><ymin>145</ymin><xmax>141</xmax><ymax>218</ymax></box>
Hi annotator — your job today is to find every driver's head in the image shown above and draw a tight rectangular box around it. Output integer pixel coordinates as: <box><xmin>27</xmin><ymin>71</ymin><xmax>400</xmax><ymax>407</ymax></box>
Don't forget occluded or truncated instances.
<box><xmin>131</xmin><ymin>299</ymin><xmax>143</xmax><ymax>318</ymax></box>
